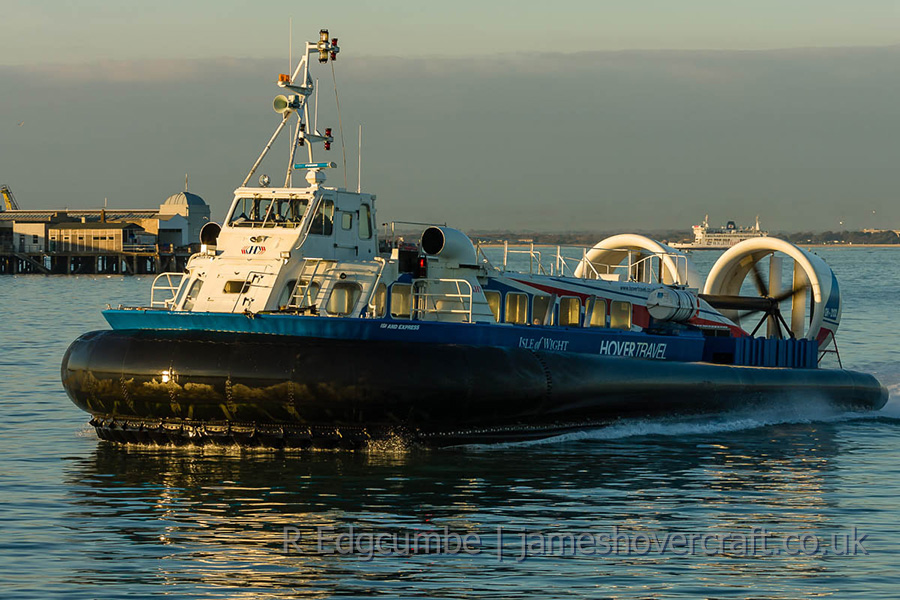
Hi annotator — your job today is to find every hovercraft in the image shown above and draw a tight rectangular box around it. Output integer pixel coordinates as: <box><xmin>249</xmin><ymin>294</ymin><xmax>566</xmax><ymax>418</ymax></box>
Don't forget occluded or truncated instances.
<box><xmin>61</xmin><ymin>30</ymin><xmax>887</xmax><ymax>448</ymax></box>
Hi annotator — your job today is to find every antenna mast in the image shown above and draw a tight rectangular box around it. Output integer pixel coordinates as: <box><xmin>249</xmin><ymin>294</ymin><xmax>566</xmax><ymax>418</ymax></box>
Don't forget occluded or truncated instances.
<box><xmin>357</xmin><ymin>125</ymin><xmax>362</xmax><ymax>193</ymax></box>
<box><xmin>241</xmin><ymin>29</ymin><xmax>339</xmax><ymax>188</ymax></box>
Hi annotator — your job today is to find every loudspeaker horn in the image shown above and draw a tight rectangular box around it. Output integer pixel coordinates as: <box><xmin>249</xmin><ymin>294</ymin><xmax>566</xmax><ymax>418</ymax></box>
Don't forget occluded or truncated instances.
<box><xmin>273</xmin><ymin>95</ymin><xmax>293</xmax><ymax>114</ymax></box>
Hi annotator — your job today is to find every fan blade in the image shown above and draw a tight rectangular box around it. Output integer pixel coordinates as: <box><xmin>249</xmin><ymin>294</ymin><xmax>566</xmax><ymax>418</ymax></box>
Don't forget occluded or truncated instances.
<box><xmin>749</xmin><ymin>260</ymin><xmax>768</xmax><ymax>296</ymax></box>
<box><xmin>772</xmin><ymin>284</ymin><xmax>809</xmax><ymax>303</ymax></box>
<box><xmin>703</xmin><ymin>290</ymin><xmax>801</xmax><ymax>328</ymax></box>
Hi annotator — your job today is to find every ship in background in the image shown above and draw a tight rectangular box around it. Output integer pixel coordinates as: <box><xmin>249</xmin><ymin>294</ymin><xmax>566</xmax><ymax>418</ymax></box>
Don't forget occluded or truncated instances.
<box><xmin>672</xmin><ymin>215</ymin><xmax>768</xmax><ymax>250</ymax></box>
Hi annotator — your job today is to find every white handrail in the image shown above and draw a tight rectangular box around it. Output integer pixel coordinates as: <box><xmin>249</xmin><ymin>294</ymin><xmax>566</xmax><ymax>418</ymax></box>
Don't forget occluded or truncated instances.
<box><xmin>412</xmin><ymin>278</ymin><xmax>474</xmax><ymax>322</ymax></box>
<box><xmin>502</xmin><ymin>248</ymin><xmax>547</xmax><ymax>275</ymax></box>
<box><xmin>363</xmin><ymin>257</ymin><xmax>387</xmax><ymax>316</ymax></box>
<box><xmin>230</xmin><ymin>270</ymin><xmax>272</xmax><ymax>312</ymax></box>
<box><xmin>489</xmin><ymin>243</ymin><xmax>691</xmax><ymax>283</ymax></box>
<box><xmin>150</xmin><ymin>272</ymin><xmax>186</xmax><ymax>308</ymax></box>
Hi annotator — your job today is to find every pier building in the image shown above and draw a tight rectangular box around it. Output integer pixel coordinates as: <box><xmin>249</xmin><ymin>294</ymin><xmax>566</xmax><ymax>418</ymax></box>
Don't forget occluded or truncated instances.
<box><xmin>0</xmin><ymin>190</ymin><xmax>210</xmax><ymax>275</ymax></box>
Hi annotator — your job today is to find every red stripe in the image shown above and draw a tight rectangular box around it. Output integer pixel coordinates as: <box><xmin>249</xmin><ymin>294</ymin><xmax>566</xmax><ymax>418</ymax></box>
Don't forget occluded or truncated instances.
<box><xmin>508</xmin><ymin>278</ymin><xmax>592</xmax><ymax>302</ymax></box>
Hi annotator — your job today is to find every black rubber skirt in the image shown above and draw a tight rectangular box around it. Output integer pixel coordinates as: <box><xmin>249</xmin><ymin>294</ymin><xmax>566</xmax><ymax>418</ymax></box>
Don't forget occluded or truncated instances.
<box><xmin>61</xmin><ymin>329</ymin><xmax>888</xmax><ymax>447</ymax></box>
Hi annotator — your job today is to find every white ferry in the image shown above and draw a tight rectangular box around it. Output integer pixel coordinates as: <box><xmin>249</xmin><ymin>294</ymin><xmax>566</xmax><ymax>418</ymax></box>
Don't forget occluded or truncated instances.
<box><xmin>60</xmin><ymin>30</ymin><xmax>886</xmax><ymax>447</ymax></box>
<box><xmin>672</xmin><ymin>215</ymin><xmax>769</xmax><ymax>249</ymax></box>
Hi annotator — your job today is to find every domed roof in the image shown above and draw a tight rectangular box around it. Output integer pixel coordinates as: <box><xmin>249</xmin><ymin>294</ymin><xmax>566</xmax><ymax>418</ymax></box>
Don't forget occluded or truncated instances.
<box><xmin>163</xmin><ymin>191</ymin><xmax>206</xmax><ymax>207</ymax></box>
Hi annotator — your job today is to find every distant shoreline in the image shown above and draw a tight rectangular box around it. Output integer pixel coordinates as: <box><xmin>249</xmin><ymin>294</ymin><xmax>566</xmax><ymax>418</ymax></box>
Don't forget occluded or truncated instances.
<box><xmin>679</xmin><ymin>244</ymin><xmax>900</xmax><ymax>250</ymax></box>
<box><xmin>466</xmin><ymin>230</ymin><xmax>900</xmax><ymax>248</ymax></box>
<box><xmin>475</xmin><ymin>242</ymin><xmax>900</xmax><ymax>249</ymax></box>
<box><xmin>798</xmin><ymin>244</ymin><xmax>900</xmax><ymax>249</ymax></box>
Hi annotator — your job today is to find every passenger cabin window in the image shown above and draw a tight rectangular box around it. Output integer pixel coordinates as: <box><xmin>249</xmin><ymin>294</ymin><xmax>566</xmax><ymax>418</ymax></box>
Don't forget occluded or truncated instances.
<box><xmin>327</xmin><ymin>282</ymin><xmax>362</xmax><ymax>316</ymax></box>
<box><xmin>308</xmin><ymin>200</ymin><xmax>335</xmax><ymax>235</ymax></box>
<box><xmin>182</xmin><ymin>278</ymin><xmax>204</xmax><ymax>311</ymax></box>
<box><xmin>532</xmin><ymin>295</ymin><xmax>551</xmax><ymax>326</ymax></box>
<box><xmin>223</xmin><ymin>280</ymin><xmax>250</xmax><ymax>294</ymax></box>
<box><xmin>277</xmin><ymin>279</ymin><xmax>297</xmax><ymax>308</ymax></box>
<box><xmin>610</xmin><ymin>301</ymin><xmax>632</xmax><ymax>330</ymax></box>
<box><xmin>586</xmin><ymin>297</ymin><xmax>607</xmax><ymax>327</ymax></box>
<box><xmin>390</xmin><ymin>284</ymin><xmax>412</xmax><ymax>318</ymax></box>
<box><xmin>372</xmin><ymin>283</ymin><xmax>387</xmax><ymax>317</ymax></box>
<box><xmin>172</xmin><ymin>276</ymin><xmax>191</xmax><ymax>308</ymax></box>
<box><xmin>558</xmin><ymin>297</ymin><xmax>582</xmax><ymax>327</ymax></box>
<box><xmin>484</xmin><ymin>291</ymin><xmax>501</xmax><ymax>322</ymax></box>
<box><xmin>341</xmin><ymin>212</ymin><xmax>353</xmax><ymax>230</ymax></box>
<box><xmin>359</xmin><ymin>204</ymin><xmax>372</xmax><ymax>239</ymax></box>
<box><xmin>505</xmin><ymin>292</ymin><xmax>528</xmax><ymax>325</ymax></box>
<box><xmin>229</xmin><ymin>197</ymin><xmax>308</xmax><ymax>228</ymax></box>
<box><xmin>297</xmin><ymin>280</ymin><xmax>321</xmax><ymax>307</ymax></box>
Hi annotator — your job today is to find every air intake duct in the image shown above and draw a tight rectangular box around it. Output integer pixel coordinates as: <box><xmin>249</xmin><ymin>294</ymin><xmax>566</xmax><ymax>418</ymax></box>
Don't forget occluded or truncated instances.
<box><xmin>420</xmin><ymin>226</ymin><xmax>477</xmax><ymax>265</ymax></box>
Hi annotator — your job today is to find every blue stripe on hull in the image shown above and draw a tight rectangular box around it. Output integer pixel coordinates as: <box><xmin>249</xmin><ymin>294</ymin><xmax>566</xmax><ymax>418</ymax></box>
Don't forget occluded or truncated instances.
<box><xmin>102</xmin><ymin>310</ymin><xmax>706</xmax><ymax>362</ymax></box>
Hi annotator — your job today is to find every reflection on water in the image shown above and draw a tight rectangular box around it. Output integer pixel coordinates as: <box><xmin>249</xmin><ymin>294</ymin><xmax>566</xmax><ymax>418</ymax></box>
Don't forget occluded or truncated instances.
<box><xmin>53</xmin><ymin>418</ymin><xmax>894</xmax><ymax>599</ymax></box>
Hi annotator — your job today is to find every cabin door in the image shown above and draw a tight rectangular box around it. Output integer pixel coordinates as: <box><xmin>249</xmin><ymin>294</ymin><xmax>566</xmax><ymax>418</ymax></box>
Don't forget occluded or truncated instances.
<box><xmin>334</xmin><ymin>207</ymin><xmax>359</xmax><ymax>256</ymax></box>
<box><xmin>233</xmin><ymin>271</ymin><xmax>273</xmax><ymax>312</ymax></box>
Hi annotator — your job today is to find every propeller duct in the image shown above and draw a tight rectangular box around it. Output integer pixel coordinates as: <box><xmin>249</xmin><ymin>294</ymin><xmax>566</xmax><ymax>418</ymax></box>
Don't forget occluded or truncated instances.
<box><xmin>702</xmin><ymin>238</ymin><xmax>841</xmax><ymax>349</ymax></box>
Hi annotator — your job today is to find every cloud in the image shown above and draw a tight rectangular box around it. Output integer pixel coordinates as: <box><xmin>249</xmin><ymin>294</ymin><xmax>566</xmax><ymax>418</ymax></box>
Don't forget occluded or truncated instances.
<box><xmin>4</xmin><ymin>57</ymin><xmax>270</xmax><ymax>84</ymax></box>
<box><xmin>3</xmin><ymin>45</ymin><xmax>900</xmax><ymax>231</ymax></box>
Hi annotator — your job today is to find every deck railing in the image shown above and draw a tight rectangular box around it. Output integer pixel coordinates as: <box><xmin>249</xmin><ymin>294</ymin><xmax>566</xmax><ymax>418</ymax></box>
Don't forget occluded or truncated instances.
<box><xmin>123</xmin><ymin>244</ymin><xmax>158</xmax><ymax>253</ymax></box>
<box><xmin>412</xmin><ymin>278</ymin><xmax>474</xmax><ymax>322</ymax></box>
<box><xmin>477</xmin><ymin>242</ymin><xmax>693</xmax><ymax>284</ymax></box>
<box><xmin>150</xmin><ymin>272</ymin><xmax>186</xmax><ymax>308</ymax></box>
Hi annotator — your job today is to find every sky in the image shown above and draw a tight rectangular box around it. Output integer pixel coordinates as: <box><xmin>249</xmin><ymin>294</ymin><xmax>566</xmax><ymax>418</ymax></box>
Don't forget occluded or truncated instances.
<box><xmin>2</xmin><ymin>1</ymin><xmax>900</xmax><ymax>231</ymax></box>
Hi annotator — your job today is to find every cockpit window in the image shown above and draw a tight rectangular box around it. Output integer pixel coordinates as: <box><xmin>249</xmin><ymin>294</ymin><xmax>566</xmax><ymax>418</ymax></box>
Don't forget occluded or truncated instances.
<box><xmin>308</xmin><ymin>200</ymin><xmax>334</xmax><ymax>236</ymax></box>
<box><xmin>359</xmin><ymin>204</ymin><xmax>372</xmax><ymax>239</ymax></box>
<box><xmin>181</xmin><ymin>278</ymin><xmax>204</xmax><ymax>311</ymax></box>
<box><xmin>229</xmin><ymin>197</ymin><xmax>309</xmax><ymax>228</ymax></box>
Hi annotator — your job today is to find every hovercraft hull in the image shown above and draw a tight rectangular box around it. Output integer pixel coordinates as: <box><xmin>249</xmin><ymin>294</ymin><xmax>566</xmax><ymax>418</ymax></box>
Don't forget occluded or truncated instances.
<box><xmin>60</xmin><ymin>329</ymin><xmax>888</xmax><ymax>447</ymax></box>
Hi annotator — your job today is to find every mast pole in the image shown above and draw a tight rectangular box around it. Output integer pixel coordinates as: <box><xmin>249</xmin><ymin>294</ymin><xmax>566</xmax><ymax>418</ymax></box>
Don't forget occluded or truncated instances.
<box><xmin>243</xmin><ymin>117</ymin><xmax>290</xmax><ymax>187</ymax></box>
<box><xmin>244</xmin><ymin>33</ymin><xmax>338</xmax><ymax>187</ymax></box>
<box><xmin>285</xmin><ymin>114</ymin><xmax>302</xmax><ymax>186</ymax></box>
<box><xmin>357</xmin><ymin>125</ymin><xmax>362</xmax><ymax>193</ymax></box>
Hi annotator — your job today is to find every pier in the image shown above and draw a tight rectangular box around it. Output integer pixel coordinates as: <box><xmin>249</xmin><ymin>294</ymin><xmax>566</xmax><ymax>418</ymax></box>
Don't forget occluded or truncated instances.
<box><xmin>0</xmin><ymin>187</ymin><xmax>210</xmax><ymax>275</ymax></box>
<box><xmin>0</xmin><ymin>247</ymin><xmax>192</xmax><ymax>275</ymax></box>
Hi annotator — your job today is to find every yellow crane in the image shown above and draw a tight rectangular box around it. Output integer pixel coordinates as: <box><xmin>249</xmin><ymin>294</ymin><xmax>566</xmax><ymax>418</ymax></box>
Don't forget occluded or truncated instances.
<box><xmin>1</xmin><ymin>185</ymin><xmax>20</xmax><ymax>211</ymax></box>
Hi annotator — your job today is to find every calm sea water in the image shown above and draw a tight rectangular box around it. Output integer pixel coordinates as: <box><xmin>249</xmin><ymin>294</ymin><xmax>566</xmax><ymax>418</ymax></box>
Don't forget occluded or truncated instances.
<box><xmin>1</xmin><ymin>248</ymin><xmax>898</xmax><ymax>599</ymax></box>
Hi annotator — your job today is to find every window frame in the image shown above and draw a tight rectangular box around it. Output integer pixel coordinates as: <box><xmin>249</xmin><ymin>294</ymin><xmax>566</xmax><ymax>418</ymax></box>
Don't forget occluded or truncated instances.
<box><xmin>223</xmin><ymin>280</ymin><xmax>250</xmax><ymax>294</ymax></box>
<box><xmin>484</xmin><ymin>290</ymin><xmax>501</xmax><ymax>322</ymax></box>
<box><xmin>277</xmin><ymin>279</ymin><xmax>297</xmax><ymax>309</ymax></box>
<box><xmin>558</xmin><ymin>296</ymin><xmax>582</xmax><ymax>327</ymax></box>
<box><xmin>586</xmin><ymin>297</ymin><xmax>608</xmax><ymax>328</ymax></box>
<box><xmin>358</xmin><ymin>204</ymin><xmax>373</xmax><ymax>239</ymax></box>
<box><xmin>372</xmin><ymin>282</ymin><xmax>387</xmax><ymax>317</ymax></box>
<box><xmin>532</xmin><ymin>295</ymin><xmax>552</xmax><ymax>326</ymax></box>
<box><xmin>181</xmin><ymin>278</ymin><xmax>205</xmax><ymax>311</ymax></box>
<box><xmin>326</xmin><ymin>281</ymin><xmax>363</xmax><ymax>316</ymax></box>
<box><xmin>505</xmin><ymin>292</ymin><xmax>529</xmax><ymax>325</ymax></box>
<box><xmin>308</xmin><ymin>199</ymin><xmax>335</xmax><ymax>236</ymax></box>
<box><xmin>390</xmin><ymin>283</ymin><xmax>412</xmax><ymax>319</ymax></box>
<box><xmin>610</xmin><ymin>300</ymin><xmax>632</xmax><ymax>330</ymax></box>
